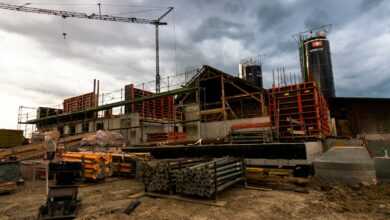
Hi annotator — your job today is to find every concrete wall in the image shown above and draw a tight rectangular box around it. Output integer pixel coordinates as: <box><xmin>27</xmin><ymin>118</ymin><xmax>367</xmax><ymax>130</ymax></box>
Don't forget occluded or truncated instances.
<box><xmin>183</xmin><ymin>104</ymin><xmax>200</xmax><ymax>141</ymax></box>
<box><xmin>63</xmin><ymin>125</ymin><xmax>70</xmax><ymax>135</ymax></box>
<box><xmin>333</xmin><ymin>98</ymin><xmax>390</xmax><ymax>136</ymax></box>
<box><xmin>200</xmin><ymin>116</ymin><xmax>271</xmax><ymax>141</ymax></box>
<box><xmin>75</xmin><ymin>123</ymin><xmax>83</xmax><ymax>134</ymax></box>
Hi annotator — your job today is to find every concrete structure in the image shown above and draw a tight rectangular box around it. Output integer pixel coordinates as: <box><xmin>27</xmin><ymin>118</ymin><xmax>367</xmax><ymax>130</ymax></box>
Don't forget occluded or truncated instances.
<box><xmin>332</xmin><ymin>97</ymin><xmax>390</xmax><ymax>137</ymax></box>
<box><xmin>21</xmin><ymin>65</ymin><xmax>269</xmax><ymax>146</ymax></box>
<box><xmin>375</xmin><ymin>155</ymin><xmax>390</xmax><ymax>183</ymax></box>
<box><xmin>313</xmin><ymin>146</ymin><xmax>376</xmax><ymax>185</ymax></box>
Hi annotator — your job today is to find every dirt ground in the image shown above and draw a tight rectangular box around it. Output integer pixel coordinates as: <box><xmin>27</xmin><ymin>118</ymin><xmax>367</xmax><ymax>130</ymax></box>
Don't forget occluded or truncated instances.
<box><xmin>0</xmin><ymin>178</ymin><xmax>389</xmax><ymax>220</ymax></box>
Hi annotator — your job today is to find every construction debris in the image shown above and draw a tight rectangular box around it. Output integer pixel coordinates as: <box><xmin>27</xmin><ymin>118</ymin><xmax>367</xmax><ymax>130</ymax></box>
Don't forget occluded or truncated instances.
<box><xmin>80</xmin><ymin>130</ymin><xmax>125</xmax><ymax>148</ymax></box>
<box><xmin>123</xmin><ymin>200</ymin><xmax>141</xmax><ymax>215</ymax></box>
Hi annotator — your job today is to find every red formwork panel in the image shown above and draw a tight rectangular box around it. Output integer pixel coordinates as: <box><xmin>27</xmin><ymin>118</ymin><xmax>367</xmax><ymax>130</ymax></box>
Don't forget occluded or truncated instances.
<box><xmin>125</xmin><ymin>84</ymin><xmax>182</xmax><ymax>121</ymax></box>
<box><xmin>268</xmin><ymin>81</ymin><xmax>330</xmax><ymax>141</ymax></box>
<box><xmin>63</xmin><ymin>92</ymin><xmax>96</xmax><ymax>113</ymax></box>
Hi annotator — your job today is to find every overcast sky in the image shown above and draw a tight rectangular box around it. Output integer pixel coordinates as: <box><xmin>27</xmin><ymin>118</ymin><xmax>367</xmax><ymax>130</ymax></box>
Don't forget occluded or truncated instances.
<box><xmin>0</xmin><ymin>0</ymin><xmax>389</xmax><ymax>129</ymax></box>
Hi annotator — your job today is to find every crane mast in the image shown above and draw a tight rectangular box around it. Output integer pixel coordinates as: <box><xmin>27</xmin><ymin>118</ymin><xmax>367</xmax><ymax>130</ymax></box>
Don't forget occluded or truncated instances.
<box><xmin>0</xmin><ymin>2</ymin><xmax>174</xmax><ymax>93</ymax></box>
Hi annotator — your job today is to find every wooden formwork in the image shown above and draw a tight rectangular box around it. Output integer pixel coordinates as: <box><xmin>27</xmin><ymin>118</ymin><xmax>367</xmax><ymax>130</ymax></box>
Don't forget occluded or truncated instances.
<box><xmin>268</xmin><ymin>81</ymin><xmax>330</xmax><ymax>141</ymax></box>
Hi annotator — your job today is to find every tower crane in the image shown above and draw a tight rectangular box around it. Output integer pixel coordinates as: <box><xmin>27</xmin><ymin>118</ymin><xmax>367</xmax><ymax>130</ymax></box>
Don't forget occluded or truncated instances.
<box><xmin>0</xmin><ymin>2</ymin><xmax>174</xmax><ymax>93</ymax></box>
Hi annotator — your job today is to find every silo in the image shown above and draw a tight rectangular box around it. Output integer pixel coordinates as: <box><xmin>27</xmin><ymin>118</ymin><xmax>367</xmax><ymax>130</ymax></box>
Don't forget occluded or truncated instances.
<box><xmin>299</xmin><ymin>32</ymin><xmax>335</xmax><ymax>99</ymax></box>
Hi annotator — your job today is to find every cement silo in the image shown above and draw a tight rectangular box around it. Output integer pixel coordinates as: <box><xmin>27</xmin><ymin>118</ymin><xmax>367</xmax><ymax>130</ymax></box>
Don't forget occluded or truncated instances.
<box><xmin>299</xmin><ymin>31</ymin><xmax>336</xmax><ymax>99</ymax></box>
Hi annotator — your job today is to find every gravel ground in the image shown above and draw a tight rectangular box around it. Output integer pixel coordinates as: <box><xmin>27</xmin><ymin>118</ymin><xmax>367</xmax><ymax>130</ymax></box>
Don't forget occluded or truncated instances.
<box><xmin>0</xmin><ymin>178</ymin><xmax>389</xmax><ymax>220</ymax></box>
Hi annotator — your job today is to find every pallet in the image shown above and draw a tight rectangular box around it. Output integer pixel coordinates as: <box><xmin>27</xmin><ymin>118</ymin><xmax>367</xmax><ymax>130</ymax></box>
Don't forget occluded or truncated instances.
<box><xmin>145</xmin><ymin>192</ymin><xmax>227</xmax><ymax>207</ymax></box>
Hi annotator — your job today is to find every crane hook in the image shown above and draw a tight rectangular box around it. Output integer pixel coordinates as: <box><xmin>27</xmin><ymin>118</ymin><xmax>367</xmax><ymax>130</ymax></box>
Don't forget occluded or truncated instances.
<box><xmin>62</xmin><ymin>32</ymin><xmax>67</xmax><ymax>39</ymax></box>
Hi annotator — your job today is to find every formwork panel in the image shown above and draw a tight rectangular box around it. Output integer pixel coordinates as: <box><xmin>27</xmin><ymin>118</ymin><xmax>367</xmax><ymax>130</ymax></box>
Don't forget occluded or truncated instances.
<box><xmin>63</xmin><ymin>92</ymin><xmax>97</xmax><ymax>113</ymax></box>
<box><xmin>268</xmin><ymin>81</ymin><xmax>330</xmax><ymax>141</ymax></box>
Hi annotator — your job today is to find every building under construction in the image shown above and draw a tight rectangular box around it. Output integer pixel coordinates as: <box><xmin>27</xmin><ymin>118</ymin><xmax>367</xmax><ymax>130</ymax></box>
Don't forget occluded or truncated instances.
<box><xmin>14</xmin><ymin>28</ymin><xmax>390</xmax><ymax>164</ymax></box>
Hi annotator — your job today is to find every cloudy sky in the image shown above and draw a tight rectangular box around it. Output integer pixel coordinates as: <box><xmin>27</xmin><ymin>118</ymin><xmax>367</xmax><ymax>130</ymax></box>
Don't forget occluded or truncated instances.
<box><xmin>0</xmin><ymin>0</ymin><xmax>389</xmax><ymax>129</ymax></box>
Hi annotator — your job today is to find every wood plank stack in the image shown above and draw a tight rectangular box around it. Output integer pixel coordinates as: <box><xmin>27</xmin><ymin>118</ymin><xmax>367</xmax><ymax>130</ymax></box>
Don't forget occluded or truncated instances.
<box><xmin>0</xmin><ymin>143</ymin><xmax>45</xmax><ymax>160</ymax></box>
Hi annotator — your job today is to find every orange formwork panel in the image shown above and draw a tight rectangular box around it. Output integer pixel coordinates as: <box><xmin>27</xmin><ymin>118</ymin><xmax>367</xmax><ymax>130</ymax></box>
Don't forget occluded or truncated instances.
<box><xmin>268</xmin><ymin>81</ymin><xmax>330</xmax><ymax>142</ymax></box>
<box><xmin>124</xmin><ymin>84</ymin><xmax>181</xmax><ymax>121</ymax></box>
<box><xmin>63</xmin><ymin>92</ymin><xmax>97</xmax><ymax>113</ymax></box>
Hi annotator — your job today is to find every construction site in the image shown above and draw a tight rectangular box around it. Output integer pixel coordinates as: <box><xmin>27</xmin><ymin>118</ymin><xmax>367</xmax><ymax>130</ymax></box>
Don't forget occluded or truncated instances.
<box><xmin>0</xmin><ymin>2</ymin><xmax>390</xmax><ymax>220</ymax></box>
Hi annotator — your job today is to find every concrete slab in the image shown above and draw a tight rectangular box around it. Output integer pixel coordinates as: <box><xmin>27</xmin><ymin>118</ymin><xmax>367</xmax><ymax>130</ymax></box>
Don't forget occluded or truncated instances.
<box><xmin>375</xmin><ymin>157</ymin><xmax>390</xmax><ymax>183</ymax></box>
<box><xmin>313</xmin><ymin>146</ymin><xmax>376</xmax><ymax>185</ymax></box>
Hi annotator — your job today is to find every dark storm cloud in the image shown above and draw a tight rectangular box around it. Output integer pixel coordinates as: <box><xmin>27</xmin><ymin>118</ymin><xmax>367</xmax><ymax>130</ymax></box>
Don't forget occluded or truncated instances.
<box><xmin>191</xmin><ymin>17</ymin><xmax>254</xmax><ymax>43</ymax></box>
<box><xmin>360</xmin><ymin>0</ymin><xmax>385</xmax><ymax>11</ymax></box>
<box><xmin>255</xmin><ymin>1</ymin><xmax>293</xmax><ymax>31</ymax></box>
<box><xmin>304</xmin><ymin>9</ymin><xmax>330</xmax><ymax>29</ymax></box>
<box><xmin>0</xmin><ymin>0</ymin><xmax>389</xmax><ymax>97</ymax></box>
<box><xmin>223</xmin><ymin>1</ymin><xmax>246</xmax><ymax>14</ymax></box>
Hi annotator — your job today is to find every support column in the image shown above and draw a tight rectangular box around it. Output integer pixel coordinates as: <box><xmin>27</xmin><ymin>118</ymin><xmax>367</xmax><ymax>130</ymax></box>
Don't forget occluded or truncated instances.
<box><xmin>221</xmin><ymin>76</ymin><xmax>227</xmax><ymax>120</ymax></box>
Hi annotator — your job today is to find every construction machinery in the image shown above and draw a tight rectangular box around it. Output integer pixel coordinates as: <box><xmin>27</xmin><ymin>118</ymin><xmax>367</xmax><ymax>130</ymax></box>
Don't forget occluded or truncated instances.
<box><xmin>38</xmin><ymin>161</ymin><xmax>81</xmax><ymax>220</ymax></box>
<box><xmin>0</xmin><ymin>2</ymin><xmax>174</xmax><ymax>93</ymax></box>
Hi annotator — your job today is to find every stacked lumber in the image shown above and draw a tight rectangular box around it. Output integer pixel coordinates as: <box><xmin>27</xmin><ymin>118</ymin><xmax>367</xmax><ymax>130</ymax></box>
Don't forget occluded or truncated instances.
<box><xmin>61</xmin><ymin>152</ymin><xmax>112</xmax><ymax>181</ymax></box>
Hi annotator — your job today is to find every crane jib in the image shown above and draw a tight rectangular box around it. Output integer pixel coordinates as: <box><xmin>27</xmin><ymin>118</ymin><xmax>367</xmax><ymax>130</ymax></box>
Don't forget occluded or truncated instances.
<box><xmin>0</xmin><ymin>3</ymin><xmax>168</xmax><ymax>25</ymax></box>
